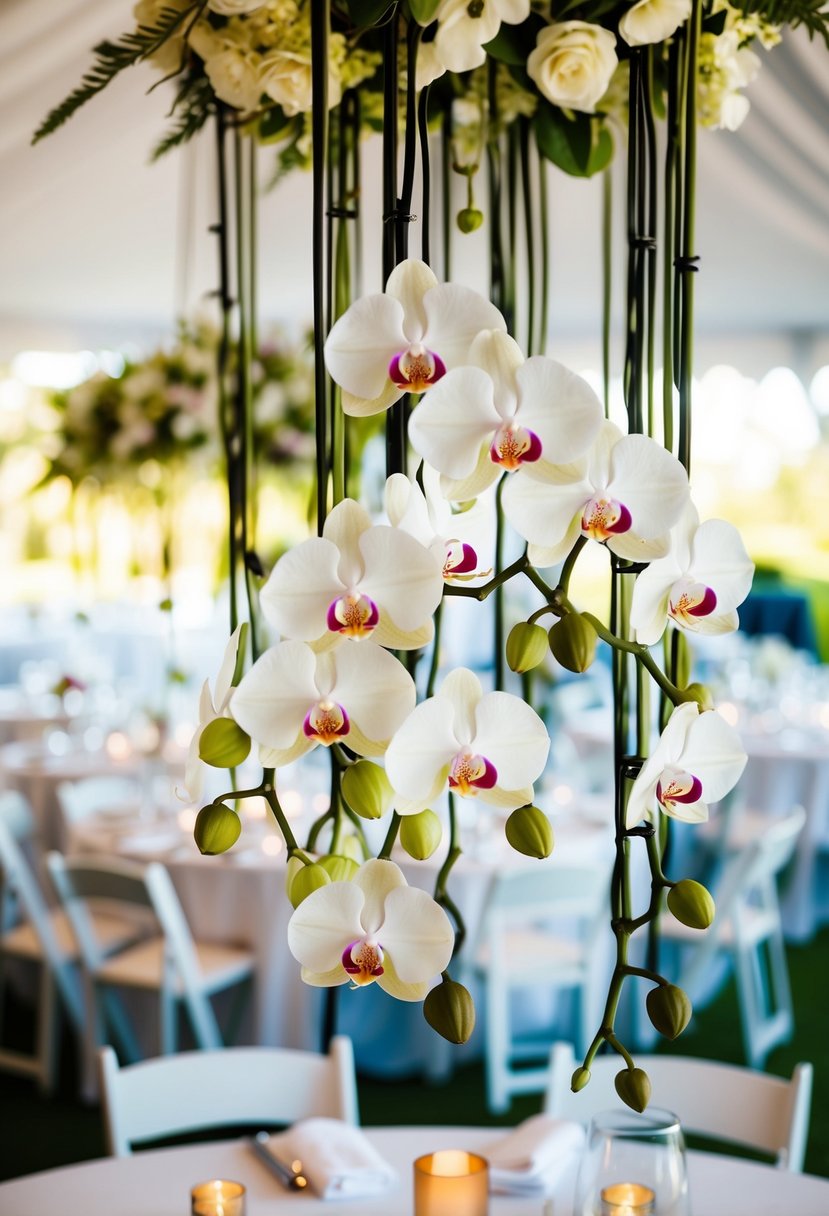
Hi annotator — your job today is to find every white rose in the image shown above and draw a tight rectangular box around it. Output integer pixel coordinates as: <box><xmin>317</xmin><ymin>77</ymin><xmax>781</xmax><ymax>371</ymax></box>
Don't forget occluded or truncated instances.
<box><xmin>528</xmin><ymin>21</ymin><xmax>618</xmax><ymax>115</ymax></box>
<box><xmin>619</xmin><ymin>0</ymin><xmax>691</xmax><ymax>47</ymax></box>
<box><xmin>259</xmin><ymin>50</ymin><xmax>342</xmax><ymax>117</ymax></box>
<box><xmin>207</xmin><ymin>0</ymin><xmax>264</xmax><ymax>14</ymax></box>
<box><xmin>204</xmin><ymin>47</ymin><xmax>262</xmax><ymax>110</ymax></box>
<box><xmin>188</xmin><ymin>21</ymin><xmax>226</xmax><ymax>62</ymax></box>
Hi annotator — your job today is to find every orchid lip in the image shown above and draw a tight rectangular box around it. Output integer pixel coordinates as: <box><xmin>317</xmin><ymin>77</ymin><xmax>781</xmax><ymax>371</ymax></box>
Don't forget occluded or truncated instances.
<box><xmin>326</xmin><ymin>592</ymin><xmax>379</xmax><ymax>638</ymax></box>
<box><xmin>388</xmin><ymin>345</ymin><xmax>446</xmax><ymax>392</ymax></box>
<box><xmin>443</xmin><ymin>540</ymin><xmax>478</xmax><ymax>580</ymax></box>
<box><xmin>341</xmin><ymin>938</ymin><xmax>384</xmax><ymax>986</ymax></box>
<box><xmin>581</xmin><ymin>496</ymin><xmax>633</xmax><ymax>541</ymax></box>
<box><xmin>303</xmin><ymin>699</ymin><xmax>350</xmax><ymax>745</ymax></box>
<box><xmin>448</xmin><ymin>750</ymin><xmax>498</xmax><ymax>796</ymax></box>
<box><xmin>489</xmin><ymin>423</ymin><xmax>542</xmax><ymax>471</ymax></box>
<box><xmin>669</xmin><ymin>581</ymin><xmax>718</xmax><ymax>623</ymax></box>
<box><xmin>656</xmin><ymin>768</ymin><xmax>703</xmax><ymax>811</ymax></box>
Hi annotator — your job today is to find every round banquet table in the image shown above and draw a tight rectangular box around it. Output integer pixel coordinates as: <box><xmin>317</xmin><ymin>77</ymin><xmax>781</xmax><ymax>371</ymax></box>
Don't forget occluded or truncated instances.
<box><xmin>1</xmin><ymin>1127</ymin><xmax>828</xmax><ymax>1216</ymax></box>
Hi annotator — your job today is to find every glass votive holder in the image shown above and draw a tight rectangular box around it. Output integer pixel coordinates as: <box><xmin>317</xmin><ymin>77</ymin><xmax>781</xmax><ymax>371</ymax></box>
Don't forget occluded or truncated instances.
<box><xmin>574</xmin><ymin>1108</ymin><xmax>689</xmax><ymax>1216</ymax></box>
<box><xmin>190</xmin><ymin>1178</ymin><xmax>246</xmax><ymax>1216</ymax></box>
<box><xmin>414</xmin><ymin>1150</ymin><xmax>489</xmax><ymax>1216</ymax></box>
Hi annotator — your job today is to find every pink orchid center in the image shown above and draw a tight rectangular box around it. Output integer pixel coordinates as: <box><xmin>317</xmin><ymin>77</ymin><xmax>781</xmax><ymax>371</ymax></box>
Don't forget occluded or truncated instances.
<box><xmin>669</xmin><ymin>580</ymin><xmax>718</xmax><ymax>625</ymax></box>
<box><xmin>489</xmin><ymin>423</ymin><xmax>542</xmax><ymax>471</ymax></box>
<box><xmin>656</xmin><ymin>767</ymin><xmax>703</xmax><ymax>813</ymax></box>
<box><xmin>581</xmin><ymin>495</ymin><xmax>633</xmax><ymax>542</ymax></box>
<box><xmin>389</xmin><ymin>344</ymin><xmax>446</xmax><ymax>392</ymax></box>
<box><xmin>449</xmin><ymin>749</ymin><xmax>498</xmax><ymax>796</ymax></box>
<box><xmin>303</xmin><ymin>699</ymin><xmax>350</xmax><ymax>746</ymax></box>
<box><xmin>443</xmin><ymin>540</ymin><xmax>479</xmax><ymax>581</ymax></box>
<box><xmin>326</xmin><ymin>591</ymin><xmax>379</xmax><ymax>639</ymax></box>
<box><xmin>341</xmin><ymin>938</ymin><xmax>384</xmax><ymax>986</ymax></box>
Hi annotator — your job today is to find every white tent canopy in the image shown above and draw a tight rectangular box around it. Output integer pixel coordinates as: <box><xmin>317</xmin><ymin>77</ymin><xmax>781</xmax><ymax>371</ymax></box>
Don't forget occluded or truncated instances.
<box><xmin>2</xmin><ymin>0</ymin><xmax>828</xmax><ymax>377</ymax></box>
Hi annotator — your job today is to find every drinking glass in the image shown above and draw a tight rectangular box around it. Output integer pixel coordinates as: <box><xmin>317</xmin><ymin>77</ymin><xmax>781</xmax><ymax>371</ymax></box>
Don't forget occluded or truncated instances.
<box><xmin>573</xmin><ymin>1108</ymin><xmax>689</xmax><ymax>1216</ymax></box>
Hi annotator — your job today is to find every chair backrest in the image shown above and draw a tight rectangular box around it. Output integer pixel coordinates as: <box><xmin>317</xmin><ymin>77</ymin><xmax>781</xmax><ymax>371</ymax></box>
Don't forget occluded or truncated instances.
<box><xmin>545</xmin><ymin>1042</ymin><xmax>813</xmax><ymax>1171</ymax></box>
<box><xmin>57</xmin><ymin>776</ymin><xmax>141</xmax><ymax>828</ymax></box>
<box><xmin>99</xmin><ymin>1037</ymin><xmax>360</xmax><ymax>1157</ymax></box>
<box><xmin>713</xmin><ymin>807</ymin><xmax>806</xmax><ymax>923</ymax></box>
<box><xmin>47</xmin><ymin>853</ymin><xmax>224</xmax><ymax>1049</ymax></box>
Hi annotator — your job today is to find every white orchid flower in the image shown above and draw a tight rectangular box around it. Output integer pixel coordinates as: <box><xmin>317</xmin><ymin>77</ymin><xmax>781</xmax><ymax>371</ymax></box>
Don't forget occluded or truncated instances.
<box><xmin>626</xmin><ymin>702</ymin><xmax>747</xmax><ymax>829</ymax></box>
<box><xmin>385</xmin><ymin>668</ymin><xmax>550</xmax><ymax>814</ymax></box>
<box><xmin>230</xmin><ymin>640</ymin><xmax>416</xmax><ymax>767</ymax></box>
<box><xmin>619</xmin><ymin>0</ymin><xmax>692</xmax><ymax>48</ymax></box>
<box><xmin>408</xmin><ymin>330</ymin><xmax>604</xmax><ymax>500</ymax></box>
<box><xmin>260</xmin><ymin>499</ymin><xmax>444</xmax><ymax>651</ymax></box>
<box><xmin>502</xmin><ymin>419</ymin><xmax>690</xmax><ymax>565</ymax></box>
<box><xmin>324</xmin><ymin>259</ymin><xmax>506</xmax><ymax>417</ymax></box>
<box><xmin>181</xmin><ymin>624</ymin><xmax>244</xmax><ymax>802</ymax></box>
<box><xmin>287</xmin><ymin>859</ymin><xmax>454</xmax><ymax>1001</ymax></box>
<box><xmin>427</xmin><ymin>0</ymin><xmax>531</xmax><ymax>74</ymax></box>
<box><xmin>383</xmin><ymin>467</ymin><xmax>491</xmax><ymax>584</ymax></box>
<box><xmin>630</xmin><ymin>503</ymin><xmax>754</xmax><ymax>645</ymax></box>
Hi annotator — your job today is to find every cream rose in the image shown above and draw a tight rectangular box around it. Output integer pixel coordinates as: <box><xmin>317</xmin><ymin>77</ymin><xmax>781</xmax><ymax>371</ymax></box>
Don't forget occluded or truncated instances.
<box><xmin>259</xmin><ymin>50</ymin><xmax>342</xmax><ymax>116</ymax></box>
<box><xmin>204</xmin><ymin>47</ymin><xmax>262</xmax><ymax>110</ymax></box>
<box><xmin>207</xmin><ymin>0</ymin><xmax>264</xmax><ymax>14</ymax></box>
<box><xmin>528</xmin><ymin>21</ymin><xmax>618</xmax><ymax>114</ymax></box>
<box><xmin>619</xmin><ymin>0</ymin><xmax>691</xmax><ymax>47</ymax></box>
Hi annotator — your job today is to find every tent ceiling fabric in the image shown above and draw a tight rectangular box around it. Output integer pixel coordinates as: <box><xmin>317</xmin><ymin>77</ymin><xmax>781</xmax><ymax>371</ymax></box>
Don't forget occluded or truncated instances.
<box><xmin>2</xmin><ymin>0</ymin><xmax>828</xmax><ymax>372</ymax></box>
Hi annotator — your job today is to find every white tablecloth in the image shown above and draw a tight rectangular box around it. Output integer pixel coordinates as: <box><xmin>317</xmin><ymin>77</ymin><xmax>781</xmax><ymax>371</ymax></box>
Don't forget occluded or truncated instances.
<box><xmin>2</xmin><ymin>1127</ymin><xmax>827</xmax><ymax>1216</ymax></box>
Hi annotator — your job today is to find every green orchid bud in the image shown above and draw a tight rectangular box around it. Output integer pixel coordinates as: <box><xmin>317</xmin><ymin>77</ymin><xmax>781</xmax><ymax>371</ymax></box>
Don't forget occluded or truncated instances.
<box><xmin>318</xmin><ymin>854</ymin><xmax>360</xmax><ymax>883</ymax></box>
<box><xmin>614</xmin><ymin>1066</ymin><xmax>651</xmax><ymax>1113</ymax></box>
<box><xmin>341</xmin><ymin>834</ymin><xmax>364</xmax><ymax>864</ymax></box>
<box><xmin>505</xmin><ymin>805</ymin><xmax>554</xmax><ymax>859</ymax></box>
<box><xmin>285</xmin><ymin>855</ymin><xmax>303</xmax><ymax>898</ymax></box>
<box><xmin>194</xmin><ymin>802</ymin><xmax>241</xmax><ymax>856</ymax></box>
<box><xmin>342</xmin><ymin>761</ymin><xmax>395</xmax><ymax>820</ymax></box>
<box><xmin>288</xmin><ymin>861</ymin><xmax>331</xmax><ymax>908</ymax></box>
<box><xmin>457</xmin><ymin>207</ymin><xmax>484</xmax><ymax>234</ymax></box>
<box><xmin>423</xmin><ymin>977</ymin><xmax>476</xmax><ymax>1044</ymax></box>
<box><xmin>646</xmin><ymin>983</ymin><xmax>692</xmax><ymax>1040</ymax></box>
<box><xmin>571</xmin><ymin>1065</ymin><xmax>591</xmax><ymax>1093</ymax></box>
<box><xmin>667</xmin><ymin>878</ymin><xmax>715</xmax><ymax>930</ymax></box>
<box><xmin>548</xmin><ymin>614</ymin><xmax>597</xmax><ymax>673</ymax></box>
<box><xmin>506</xmin><ymin>622</ymin><xmax>548</xmax><ymax>674</ymax></box>
<box><xmin>400</xmin><ymin>809</ymin><xmax>443</xmax><ymax>860</ymax></box>
<box><xmin>678</xmin><ymin>682</ymin><xmax>714</xmax><ymax>711</ymax></box>
<box><xmin>198</xmin><ymin>717</ymin><xmax>251</xmax><ymax>768</ymax></box>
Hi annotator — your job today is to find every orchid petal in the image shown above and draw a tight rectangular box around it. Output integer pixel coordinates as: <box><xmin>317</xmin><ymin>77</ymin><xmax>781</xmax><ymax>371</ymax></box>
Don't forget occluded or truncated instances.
<box><xmin>323</xmin><ymin>499</ymin><xmax>372</xmax><ymax>586</ymax></box>
<box><xmin>331</xmin><ymin>643</ymin><xmax>416</xmax><ymax>747</ymax></box>
<box><xmin>359</xmin><ymin>526</ymin><xmax>444</xmax><ymax>632</ymax></box>
<box><xmin>260</xmin><ymin>538</ymin><xmax>343</xmax><ymax>641</ymax></box>
<box><xmin>385</xmin><ymin>697</ymin><xmax>459</xmax><ymax>804</ymax></box>
<box><xmin>182</xmin><ymin>729</ymin><xmax>205</xmax><ymax>803</ymax></box>
<box><xmin>409</xmin><ymin>367</ymin><xmax>503</xmax><ymax>480</ymax></box>
<box><xmin>608</xmin><ymin>531</ymin><xmax>672</xmax><ymax>562</ymax></box>
<box><xmin>198</xmin><ymin>679</ymin><xmax>214</xmax><ymax>726</ymax></box>
<box><xmin>473</xmin><ymin>691</ymin><xmax>550</xmax><ymax>789</ymax></box>
<box><xmin>394</xmin><ymin>770</ymin><xmax>451</xmax><ymax>817</ymax></box>
<box><xmin>684</xmin><ymin>609</ymin><xmax>740</xmax><ymax>636</ymax></box>
<box><xmin>341</xmin><ymin>379</ymin><xmax>403</xmax><ymax>418</ymax></box>
<box><xmin>230</xmin><ymin>641</ymin><xmax>318</xmax><ymax>750</ymax></box>
<box><xmin>468</xmin><ymin>329</ymin><xmax>524</xmax><ymax>411</ymax></box>
<box><xmin>385</xmin><ymin>260</ymin><xmax>438</xmax><ymax>341</ymax></box>
<box><xmin>498</xmin><ymin>0</ymin><xmax>531</xmax><ymax>22</ymax></box>
<box><xmin>380</xmin><ymin>884</ymin><xmax>455</xmax><ymax>981</ymax></box>
<box><xmin>690</xmin><ymin>519</ymin><xmax>754</xmax><ymax>610</ymax></box>
<box><xmin>384</xmin><ymin>474</ymin><xmax>433</xmax><ymax>548</ymax></box>
<box><xmin>376</xmin><ymin>958</ymin><xmax>429</xmax><ymax>1002</ymax></box>
<box><xmin>354</xmin><ymin>858</ymin><xmax>408</xmax><ymax>937</ymax></box>
<box><xmin>607</xmin><ymin>435</ymin><xmax>689</xmax><ymax>538</ymax></box>
<box><xmin>287</xmin><ymin>880</ymin><xmax>366</xmax><ymax>972</ymax></box>
<box><xmin>372</xmin><ymin>617</ymin><xmax>435</xmax><ymax>652</ymax></box>
<box><xmin>664</xmin><ymin>796</ymin><xmax>709</xmax><ymax>825</ymax></box>
<box><xmin>502</xmin><ymin>472</ymin><xmax>591</xmax><ymax>549</ymax></box>
<box><xmin>528</xmin><ymin>532</ymin><xmax>581</xmax><ymax>568</ymax></box>
<box><xmin>422</xmin><ymin>283</ymin><xmax>507</xmax><ymax>369</ymax></box>
<box><xmin>440</xmin><ymin>667</ymin><xmax>483</xmax><ymax>746</ymax></box>
<box><xmin>680</xmin><ymin>710</ymin><xmax>747</xmax><ymax>802</ymax></box>
<box><xmin>440</xmin><ymin>447</ymin><xmax>502</xmax><ymax>501</ymax></box>
<box><xmin>479</xmin><ymin>784</ymin><xmax>535</xmax><ymax>810</ymax></box>
<box><xmin>258</xmin><ymin>734</ymin><xmax>315</xmax><ymax>769</ymax></box>
<box><xmin>631</xmin><ymin>560</ymin><xmax>682</xmax><ymax>645</ymax></box>
<box><xmin>213</xmin><ymin>623</ymin><xmax>244</xmax><ymax>711</ymax></box>
<box><xmin>300</xmin><ymin>965</ymin><xmax>350</xmax><ymax>989</ymax></box>
<box><xmin>515</xmin><ymin>358</ymin><xmax>603</xmax><ymax>464</ymax></box>
<box><xmin>324</xmin><ymin>293</ymin><xmax>406</xmax><ymax>400</ymax></box>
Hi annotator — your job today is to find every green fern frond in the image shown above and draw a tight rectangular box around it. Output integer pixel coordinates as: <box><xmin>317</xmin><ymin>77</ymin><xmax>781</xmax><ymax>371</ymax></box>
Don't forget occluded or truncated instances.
<box><xmin>33</xmin><ymin>4</ymin><xmax>198</xmax><ymax>145</ymax></box>
<box><xmin>151</xmin><ymin>73</ymin><xmax>214</xmax><ymax>161</ymax></box>
<box><xmin>739</xmin><ymin>0</ymin><xmax>829</xmax><ymax>47</ymax></box>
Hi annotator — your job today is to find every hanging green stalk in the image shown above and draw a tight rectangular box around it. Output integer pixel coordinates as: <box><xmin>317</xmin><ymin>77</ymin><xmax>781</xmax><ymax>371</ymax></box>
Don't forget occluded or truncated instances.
<box><xmin>662</xmin><ymin>37</ymin><xmax>681</xmax><ymax>455</ymax></box>
<box><xmin>602</xmin><ymin>166</ymin><xmax>612</xmax><ymax>418</ymax></box>
<box><xmin>678</xmin><ymin>0</ymin><xmax>701</xmax><ymax>475</ymax></box>
<box><xmin>518</xmin><ymin>116</ymin><xmax>536</xmax><ymax>357</ymax></box>
<box><xmin>310</xmin><ymin>0</ymin><xmax>330</xmax><ymax>533</ymax></box>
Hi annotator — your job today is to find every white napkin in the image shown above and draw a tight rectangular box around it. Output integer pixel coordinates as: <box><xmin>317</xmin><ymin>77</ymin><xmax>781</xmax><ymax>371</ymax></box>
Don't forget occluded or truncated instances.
<box><xmin>486</xmin><ymin>1113</ymin><xmax>586</xmax><ymax>1195</ymax></box>
<box><xmin>266</xmin><ymin>1119</ymin><xmax>399</xmax><ymax>1201</ymax></box>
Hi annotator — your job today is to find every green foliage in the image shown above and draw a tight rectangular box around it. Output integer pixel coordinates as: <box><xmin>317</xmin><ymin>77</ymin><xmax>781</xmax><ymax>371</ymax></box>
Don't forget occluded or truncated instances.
<box><xmin>407</xmin><ymin>0</ymin><xmax>442</xmax><ymax>24</ymax></box>
<box><xmin>740</xmin><ymin>0</ymin><xmax>829</xmax><ymax>47</ymax></box>
<box><xmin>152</xmin><ymin>71</ymin><xmax>214</xmax><ymax>161</ymax></box>
<box><xmin>33</xmin><ymin>4</ymin><xmax>198</xmax><ymax>144</ymax></box>
<box><xmin>483</xmin><ymin>14</ymin><xmax>546</xmax><ymax>65</ymax></box>
<box><xmin>534</xmin><ymin>102</ymin><xmax>613</xmax><ymax>178</ymax></box>
<box><xmin>347</xmin><ymin>0</ymin><xmax>395</xmax><ymax>29</ymax></box>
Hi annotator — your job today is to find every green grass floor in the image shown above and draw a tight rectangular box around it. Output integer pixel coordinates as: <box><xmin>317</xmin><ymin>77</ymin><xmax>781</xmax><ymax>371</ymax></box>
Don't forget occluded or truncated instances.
<box><xmin>1</xmin><ymin>929</ymin><xmax>826</xmax><ymax>1183</ymax></box>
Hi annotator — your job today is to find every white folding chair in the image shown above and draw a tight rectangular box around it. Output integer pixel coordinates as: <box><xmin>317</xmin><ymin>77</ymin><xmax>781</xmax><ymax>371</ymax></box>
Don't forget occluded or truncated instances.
<box><xmin>47</xmin><ymin>854</ymin><xmax>255</xmax><ymax>1070</ymax></box>
<box><xmin>57</xmin><ymin>776</ymin><xmax>142</xmax><ymax>830</ymax></box>
<box><xmin>99</xmin><ymin>1037</ymin><xmax>359</xmax><ymax>1156</ymax></box>
<box><xmin>545</xmin><ymin>1041</ymin><xmax>813</xmax><ymax>1172</ymax></box>
<box><xmin>465</xmin><ymin>862</ymin><xmax>613</xmax><ymax>1113</ymax></box>
<box><xmin>658</xmin><ymin>807</ymin><xmax>806</xmax><ymax>1068</ymax></box>
<box><xmin>0</xmin><ymin>793</ymin><xmax>138</xmax><ymax>1091</ymax></box>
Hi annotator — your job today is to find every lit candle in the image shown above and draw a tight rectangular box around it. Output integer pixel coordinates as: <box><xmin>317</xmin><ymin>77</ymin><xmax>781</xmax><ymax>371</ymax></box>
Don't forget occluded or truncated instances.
<box><xmin>600</xmin><ymin>1181</ymin><xmax>656</xmax><ymax>1215</ymax></box>
<box><xmin>414</xmin><ymin>1150</ymin><xmax>488</xmax><ymax>1216</ymax></box>
<box><xmin>191</xmin><ymin>1178</ymin><xmax>246</xmax><ymax>1216</ymax></box>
